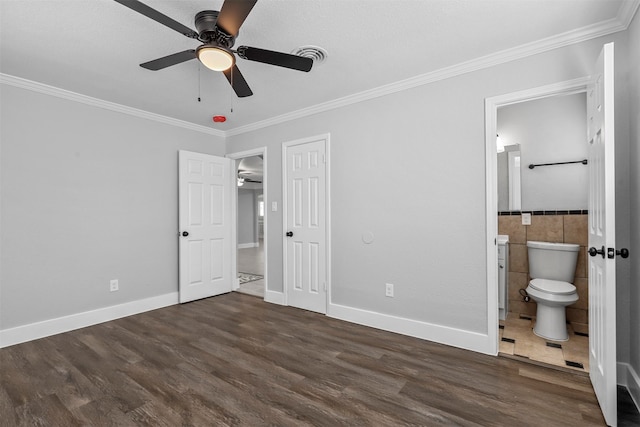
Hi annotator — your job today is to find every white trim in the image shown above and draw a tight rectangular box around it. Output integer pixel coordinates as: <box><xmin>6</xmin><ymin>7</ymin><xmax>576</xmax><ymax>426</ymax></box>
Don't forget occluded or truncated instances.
<box><xmin>618</xmin><ymin>0</ymin><xmax>640</xmax><ymax>28</ymax></box>
<box><xmin>618</xmin><ymin>362</ymin><xmax>640</xmax><ymax>413</ymax></box>
<box><xmin>328</xmin><ymin>303</ymin><xmax>493</xmax><ymax>355</ymax></box>
<box><xmin>264</xmin><ymin>290</ymin><xmax>285</xmax><ymax>306</ymax></box>
<box><xmin>3</xmin><ymin>2</ymin><xmax>636</xmax><ymax>140</ymax></box>
<box><xmin>484</xmin><ymin>77</ymin><xmax>591</xmax><ymax>357</ymax></box>
<box><xmin>485</xmin><ymin>96</ymin><xmax>500</xmax><ymax>356</ymax></box>
<box><xmin>0</xmin><ymin>292</ymin><xmax>179</xmax><ymax>349</ymax></box>
<box><xmin>0</xmin><ymin>74</ymin><xmax>224</xmax><ymax>137</ymax></box>
<box><xmin>281</xmin><ymin>133</ymin><xmax>331</xmax><ymax>313</ymax></box>
<box><xmin>227</xmin><ymin>147</ymin><xmax>268</xmax><ymax>301</ymax></box>
<box><xmin>224</xmin><ymin>11</ymin><xmax>634</xmax><ymax>137</ymax></box>
<box><xmin>325</xmin><ymin>135</ymin><xmax>332</xmax><ymax>313</ymax></box>
<box><xmin>238</xmin><ymin>242</ymin><xmax>259</xmax><ymax>249</ymax></box>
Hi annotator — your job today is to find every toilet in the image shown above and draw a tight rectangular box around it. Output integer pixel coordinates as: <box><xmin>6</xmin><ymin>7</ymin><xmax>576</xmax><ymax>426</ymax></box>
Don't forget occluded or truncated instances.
<box><xmin>525</xmin><ymin>241</ymin><xmax>580</xmax><ymax>341</ymax></box>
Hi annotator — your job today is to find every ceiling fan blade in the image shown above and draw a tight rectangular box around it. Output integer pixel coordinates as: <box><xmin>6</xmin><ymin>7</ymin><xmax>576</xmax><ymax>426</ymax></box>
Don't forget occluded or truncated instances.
<box><xmin>216</xmin><ymin>0</ymin><xmax>258</xmax><ymax>37</ymax></box>
<box><xmin>113</xmin><ymin>0</ymin><xmax>198</xmax><ymax>38</ymax></box>
<box><xmin>223</xmin><ymin>65</ymin><xmax>253</xmax><ymax>97</ymax></box>
<box><xmin>140</xmin><ymin>50</ymin><xmax>196</xmax><ymax>70</ymax></box>
<box><xmin>237</xmin><ymin>46</ymin><xmax>313</xmax><ymax>72</ymax></box>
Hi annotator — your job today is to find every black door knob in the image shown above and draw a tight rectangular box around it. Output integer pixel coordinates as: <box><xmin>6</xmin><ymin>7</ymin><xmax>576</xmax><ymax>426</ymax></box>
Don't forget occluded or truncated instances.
<box><xmin>182</xmin><ymin>231</ymin><xmax>189</xmax><ymax>237</ymax></box>
<box><xmin>588</xmin><ymin>246</ymin><xmax>605</xmax><ymax>258</ymax></box>
<box><xmin>616</xmin><ymin>248</ymin><xmax>630</xmax><ymax>259</ymax></box>
<box><xmin>286</xmin><ymin>231</ymin><xmax>293</xmax><ymax>237</ymax></box>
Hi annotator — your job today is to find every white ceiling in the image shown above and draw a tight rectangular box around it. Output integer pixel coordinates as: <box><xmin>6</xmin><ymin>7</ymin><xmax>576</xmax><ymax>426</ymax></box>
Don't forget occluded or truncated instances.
<box><xmin>1</xmin><ymin>0</ymin><xmax>636</xmax><ymax>133</ymax></box>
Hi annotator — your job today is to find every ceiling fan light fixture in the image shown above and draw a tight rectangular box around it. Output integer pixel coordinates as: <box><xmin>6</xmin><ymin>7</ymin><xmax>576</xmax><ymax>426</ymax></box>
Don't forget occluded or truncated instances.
<box><xmin>197</xmin><ymin>45</ymin><xmax>235</xmax><ymax>71</ymax></box>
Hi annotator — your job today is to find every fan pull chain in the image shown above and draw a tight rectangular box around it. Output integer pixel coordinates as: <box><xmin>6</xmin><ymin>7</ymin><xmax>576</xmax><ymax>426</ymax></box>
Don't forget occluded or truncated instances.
<box><xmin>230</xmin><ymin>67</ymin><xmax>234</xmax><ymax>113</ymax></box>
<box><xmin>197</xmin><ymin>65</ymin><xmax>201</xmax><ymax>102</ymax></box>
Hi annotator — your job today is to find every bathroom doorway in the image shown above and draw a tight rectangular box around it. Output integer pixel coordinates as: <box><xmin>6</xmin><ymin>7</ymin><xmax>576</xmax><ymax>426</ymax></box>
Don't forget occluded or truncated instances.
<box><xmin>227</xmin><ymin>149</ymin><xmax>267</xmax><ymax>299</ymax></box>
<box><xmin>485</xmin><ymin>78</ymin><xmax>592</xmax><ymax>372</ymax></box>
<box><xmin>497</xmin><ymin>92</ymin><xmax>590</xmax><ymax>372</ymax></box>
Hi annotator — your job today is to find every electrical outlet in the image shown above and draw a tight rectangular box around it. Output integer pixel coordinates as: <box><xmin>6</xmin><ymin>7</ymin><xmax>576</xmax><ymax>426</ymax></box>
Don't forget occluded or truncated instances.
<box><xmin>385</xmin><ymin>283</ymin><xmax>394</xmax><ymax>297</ymax></box>
<box><xmin>522</xmin><ymin>213</ymin><xmax>532</xmax><ymax>225</ymax></box>
<box><xmin>110</xmin><ymin>279</ymin><xmax>119</xmax><ymax>292</ymax></box>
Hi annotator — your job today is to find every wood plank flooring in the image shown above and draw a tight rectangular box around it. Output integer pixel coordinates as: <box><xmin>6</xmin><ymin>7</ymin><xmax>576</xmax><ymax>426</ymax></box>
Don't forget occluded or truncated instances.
<box><xmin>0</xmin><ymin>293</ymin><xmax>612</xmax><ymax>426</ymax></box>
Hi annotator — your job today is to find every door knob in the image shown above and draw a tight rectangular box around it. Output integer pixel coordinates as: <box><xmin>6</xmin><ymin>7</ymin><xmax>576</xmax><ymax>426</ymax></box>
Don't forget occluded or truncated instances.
<box><xmin>588</xmin><ymin>246</ymin><xmax>605</xmax><ymax>258</ymax></box>
<box><xmin>182</xmin><ymin>231</ymin><xmax>189</xmax><ymax>237</ymax></box>
<box><xmin>612</xmin><ymin>248</ymin><xmax>629</xmax><ymax>259</ymax></box>
<box><xmin>286</xmin><ymin>231</ymin><xmax>293</xmax><ymax>237</ymax></box>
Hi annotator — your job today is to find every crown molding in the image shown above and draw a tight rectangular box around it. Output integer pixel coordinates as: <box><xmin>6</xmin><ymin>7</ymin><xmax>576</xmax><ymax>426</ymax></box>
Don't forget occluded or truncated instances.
<box><xmin>226</xmin><ymin>4</ymin><xmax>636</xmax><ymax>137</ymax></box>
<box><xmin>0</xmin><ymin>74</ymin><xmax>225</xmax><ymax>138</ymax></box>
<box><xmin>618</xmin><ymin>0</ymin><xmax>640</xmax><ymax>27</ymax></box>
<box><xmin>3</xmin><ymin>0</ymin><xmax>637</xmax><ymax>140</ymax></box>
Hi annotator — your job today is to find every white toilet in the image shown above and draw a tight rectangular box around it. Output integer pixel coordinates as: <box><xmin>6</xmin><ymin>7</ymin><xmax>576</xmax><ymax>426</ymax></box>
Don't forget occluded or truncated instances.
<box><xmin>526</xmin><ymin>241</ymin><xmax>580</xmax><ymax>341</ymax></box>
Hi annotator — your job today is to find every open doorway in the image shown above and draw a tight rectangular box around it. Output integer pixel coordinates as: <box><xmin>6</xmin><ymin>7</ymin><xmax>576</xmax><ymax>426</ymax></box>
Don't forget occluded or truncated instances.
<box><xmin>484</xmin><ymin>76</ymin><xmax>592</xmax><ymax>358</ymax></box>
<box><xmin>227</xmin><ymin>149</ymin><xmax>267</xmax><ymax>299</ymax></box>
<box><xmin>496</xmin><ymin>91</ymin><xmax>590</xmax><ymax>373</ymax></box>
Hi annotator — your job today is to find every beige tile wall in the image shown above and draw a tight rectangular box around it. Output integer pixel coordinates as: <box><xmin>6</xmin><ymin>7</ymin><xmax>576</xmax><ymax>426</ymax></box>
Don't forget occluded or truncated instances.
<box><xmin>498</xmin><ymin>214</ymin><xmax>589</xmax><ymax>329</ymax></box>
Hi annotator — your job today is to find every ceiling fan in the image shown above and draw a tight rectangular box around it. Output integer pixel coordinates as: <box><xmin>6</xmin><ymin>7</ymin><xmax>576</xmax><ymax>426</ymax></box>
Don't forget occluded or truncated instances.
<box><xmin>113</xmin><ymin>0</ymin><xmax>314</xmax><ymax>97</ymax></box>
<box><xmin>238</xmin><ymin>169</ymin><xmax>262</xmax><ymax>184</ymax></box>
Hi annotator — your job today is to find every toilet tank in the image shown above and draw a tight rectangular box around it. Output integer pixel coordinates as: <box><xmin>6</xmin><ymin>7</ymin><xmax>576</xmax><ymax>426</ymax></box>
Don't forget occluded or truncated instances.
<box><xmin>527</xmin><ymin>241</ymin><xmax>580</xmax><ymax>282</ymax></box>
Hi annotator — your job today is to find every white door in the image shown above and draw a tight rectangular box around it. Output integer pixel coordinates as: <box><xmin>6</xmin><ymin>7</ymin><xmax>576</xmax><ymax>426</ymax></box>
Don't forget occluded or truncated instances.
<box><xmin>587</xmin><ymin>42</ymin><xmax>617</xmax><ymax>427</ymax></box>
<box><xmin>283</xmin><ymin>136</ymin><xmax>328</xmax><ymax>314</ymax></box>
<box><xmin>179</xmin><ymin>151</ymin><xmax>232</xmax><ymax>303</ymax></box>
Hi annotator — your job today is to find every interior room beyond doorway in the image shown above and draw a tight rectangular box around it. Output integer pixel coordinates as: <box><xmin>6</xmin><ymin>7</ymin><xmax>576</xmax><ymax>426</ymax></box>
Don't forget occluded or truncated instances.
<box><xmin>235</xmin><ymin>155</ymin><xmax>265</xmax><ymax>298</ymax></box>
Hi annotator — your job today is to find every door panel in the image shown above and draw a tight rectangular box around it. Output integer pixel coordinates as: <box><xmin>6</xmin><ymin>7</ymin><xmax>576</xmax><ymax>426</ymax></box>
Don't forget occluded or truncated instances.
<box><xmin>179</xmin><ymin>151</ymin><xmax>232</xmax><ymax>303</ymax></box>
<box><xmin>587</xmin><ymin>42</ymin><xmax>617</xmax><ymax>427</ymax></box>
<box><xmin>284</xmin><ymin>137</ymin><xmax>327</xmax><ymax>314</ymax></box>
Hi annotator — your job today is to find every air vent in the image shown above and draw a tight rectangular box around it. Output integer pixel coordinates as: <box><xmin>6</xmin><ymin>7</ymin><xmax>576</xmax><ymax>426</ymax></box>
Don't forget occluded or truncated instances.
<box><xmin>291</xmin><ymin>45</ymin><xmax>328</xmax><ymax>65</ymax></box>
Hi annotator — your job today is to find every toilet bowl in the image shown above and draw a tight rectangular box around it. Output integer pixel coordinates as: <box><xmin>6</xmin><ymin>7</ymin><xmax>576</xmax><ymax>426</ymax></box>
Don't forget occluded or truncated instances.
<box><xmin>526</xmin><ymin>241</ymin><xmax>580</xmax><ymax>341</ymax></box>
<box><xmin>526</xmin><ymin>279</ymin><xmax>578</xmax><ymax>341</ymax></box>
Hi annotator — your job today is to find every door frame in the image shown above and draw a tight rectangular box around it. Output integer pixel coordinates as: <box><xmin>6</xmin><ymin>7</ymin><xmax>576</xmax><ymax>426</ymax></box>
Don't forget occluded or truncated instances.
<box><xmin>227</xmin><ymin>147</ymin><xmax>268</xmax><ymax>300</ymax></box>
<box><xmin>282</xmin><ymin>133</ymin><xmax>331</xmax><ymax>311</ymax></box>
<box><xmin>484</xmin><ymin>76</ymin><xmax>591</xmax><ymax>355</ymax></box>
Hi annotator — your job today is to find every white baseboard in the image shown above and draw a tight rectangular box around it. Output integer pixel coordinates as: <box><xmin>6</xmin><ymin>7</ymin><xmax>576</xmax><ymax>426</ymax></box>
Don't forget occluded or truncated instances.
<box><xmin>238</xmin><ymin>242</ymin><xmax>259</xmax><ymax>249</ymax></box>
<box><xmin>618</xmin><ymin>362</ymin><xmax>640</xmax><ymax>413</ymax></box>
<box><xmin>264</xmin><ymin>290</ymin><xmax>285</xmax><ymax>305</ymax></box>
<box><xmin>0</xmin><ymin>292</ymin><xmax>179</xmax><ymax>349</ymax></box>
<box><xmin>328</xmin><ymin>302</ymin><xmax>493</xmax><ymax>355</ymax></box>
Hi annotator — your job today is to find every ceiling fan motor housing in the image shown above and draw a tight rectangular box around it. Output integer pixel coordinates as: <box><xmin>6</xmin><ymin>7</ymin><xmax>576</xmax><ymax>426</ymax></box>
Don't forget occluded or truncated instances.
<box><xmin>195</xmin><ymin>10</ymin><xmax>235</xmax><ymax>48</ymax></box>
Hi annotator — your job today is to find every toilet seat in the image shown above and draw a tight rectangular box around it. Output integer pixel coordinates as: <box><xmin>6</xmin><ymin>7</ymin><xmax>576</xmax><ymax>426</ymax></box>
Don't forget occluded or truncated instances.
<box><xmin>529</xmin><ymin>278</ymin><xmax>576</xmax><ymax>295</ymax></box>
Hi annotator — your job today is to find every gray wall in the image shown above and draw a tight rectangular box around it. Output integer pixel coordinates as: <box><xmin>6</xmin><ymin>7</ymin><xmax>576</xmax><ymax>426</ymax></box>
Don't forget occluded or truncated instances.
<box><xmin>226</xmin><ymin>31</ymin><xmax>632</xmax><ymax>338</ymax></box>
<box><xmin>625</xmin><ymin>10</ymin><xmax>640</xmax><ymax>393</ymax></box>
<box><xmin>497</xmin><ymin>93</ymin><xmax>588</xmax><ymax>211</ymax></box>
<box><xmin>237</xmin><ymin>188</ymin><xmax>258</xmax><ymax>245</ymax></box>
<box><xmin>0</xmin><ymin>86</ymin><xmax>225</xmax><ymax>329</ymax></box>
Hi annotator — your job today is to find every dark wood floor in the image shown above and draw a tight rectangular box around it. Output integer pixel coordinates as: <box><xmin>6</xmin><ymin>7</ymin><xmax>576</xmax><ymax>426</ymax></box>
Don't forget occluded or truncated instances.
<box><xmin>0</xmin><ymin>292</ymin><xmax>634</xmax><ymax>426</ymax></box>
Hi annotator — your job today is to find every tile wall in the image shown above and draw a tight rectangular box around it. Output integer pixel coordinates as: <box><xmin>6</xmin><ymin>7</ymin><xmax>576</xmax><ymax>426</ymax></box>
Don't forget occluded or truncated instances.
<box><xmin>498</xmin><ymin>212</ymin><xmax>589</xmax><ymax>335</ymax></box>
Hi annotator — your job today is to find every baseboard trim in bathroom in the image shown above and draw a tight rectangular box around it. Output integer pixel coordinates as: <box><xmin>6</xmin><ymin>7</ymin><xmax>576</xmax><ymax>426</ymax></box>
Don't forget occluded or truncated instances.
<box><xmin>574</xmin><ymin>331</ymin><xmax>589</xmax><ymax>337</ymax></box>
<box><xmin>501</xmin><ymin>337</ymin><xmax>515</xmax><ymax>343</ymax></box>
<box><xmin>546</xmin><ymin>342</ymin><xmax>562</xmax><ymax>349</ymax></box>
<box><xmin>565</xmin><ymin>360</ymin><xmax>585</xmax><ymax>369</ymax></box>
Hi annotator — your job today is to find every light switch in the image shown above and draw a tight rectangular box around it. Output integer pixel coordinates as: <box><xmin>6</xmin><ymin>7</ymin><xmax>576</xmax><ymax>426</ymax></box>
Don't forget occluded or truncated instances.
<box><xmin>271</xmin><ymin>202</ymin><xmax>278</xmax><ymax>212</ymax></box>
<box><xmin>522</xmin><ymin>213</ymin><xmax>532</xmax><ymax>225</ymax></box>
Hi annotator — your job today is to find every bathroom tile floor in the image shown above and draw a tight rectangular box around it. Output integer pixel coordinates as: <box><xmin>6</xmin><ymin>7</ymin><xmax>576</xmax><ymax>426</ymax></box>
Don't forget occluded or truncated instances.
<box><xmin>499</xmin><ymin>312</ymin><xmax>589</xmax><ymax>373</ymax></box>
